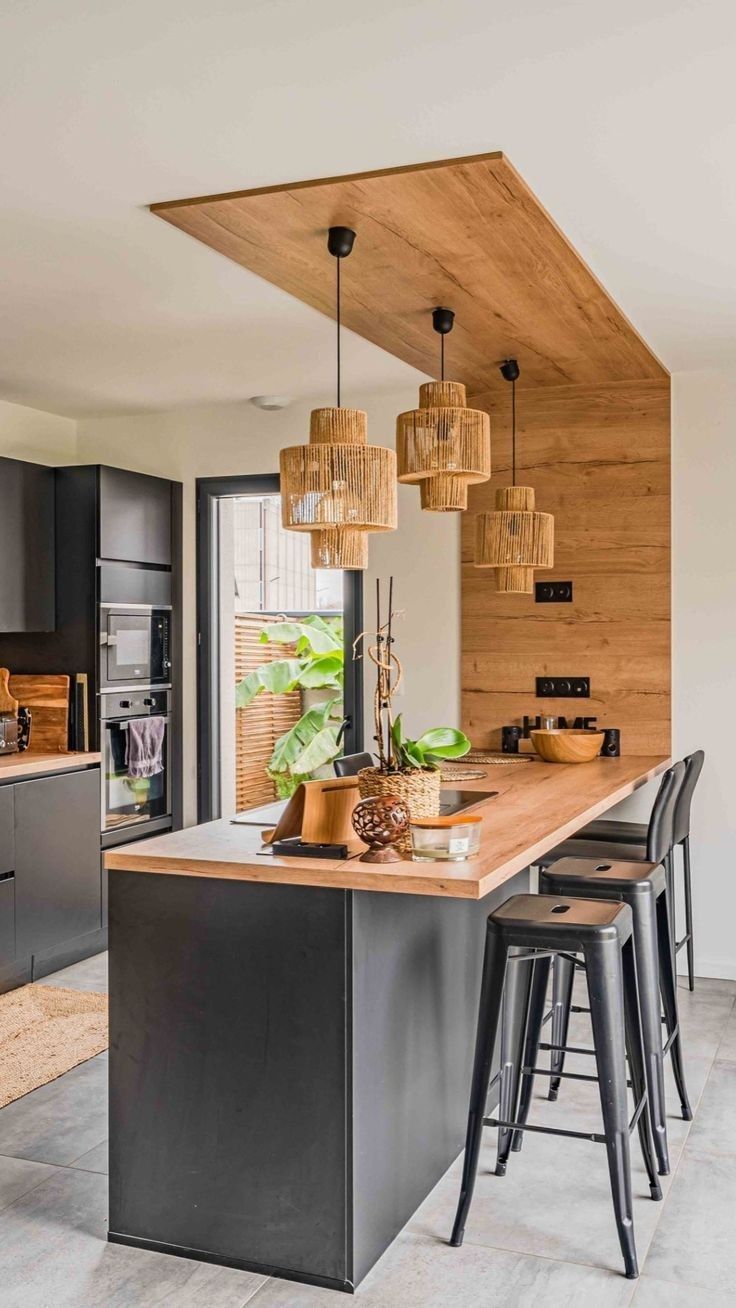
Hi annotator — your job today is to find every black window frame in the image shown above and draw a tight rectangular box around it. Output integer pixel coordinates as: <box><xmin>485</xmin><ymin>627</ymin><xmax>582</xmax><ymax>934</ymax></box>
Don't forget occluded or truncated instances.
<box><xmin>196</xmin><ymin>473</ymin><xmax>364</xmax><ymax>822</ymax></box>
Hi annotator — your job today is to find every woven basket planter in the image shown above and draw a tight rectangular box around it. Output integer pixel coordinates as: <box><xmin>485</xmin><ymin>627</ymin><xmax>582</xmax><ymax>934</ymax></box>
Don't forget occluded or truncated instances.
<box><xmin>358</xmin><ymin>766</ymin><xmax>442</xmax><ymax>855</ymax></box>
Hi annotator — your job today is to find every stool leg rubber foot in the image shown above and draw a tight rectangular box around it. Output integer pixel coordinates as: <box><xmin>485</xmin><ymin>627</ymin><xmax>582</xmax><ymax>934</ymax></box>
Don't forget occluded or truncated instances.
<box><xmin>449</xmin><ymin>1230</ymin><xmax>464</xmax><ymax>1248</ymax></box>
<box><xmin>682</xmin><ymin>1105</ymin><xmax>693</xmax><ymax>1122</ymax></box>
<box><xmin>650</xmin><ymin>1183</ymin><xmax>663</xmax><ymax>1201</ymax></box>
<box><xmin>495</xmin><ymin>1161</ymin><xmax>507</xmax><ymax>1177</ymax></box>
<box><xmin>548</xmin><ymin>1086</ymin><xmax>559</xmax><ymax>1102</ymax></box>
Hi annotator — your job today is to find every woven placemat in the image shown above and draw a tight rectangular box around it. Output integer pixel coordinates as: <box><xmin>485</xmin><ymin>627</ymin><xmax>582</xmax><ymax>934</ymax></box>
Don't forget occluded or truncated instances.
<box><xmin>440</xmin><ymin>764</ymin><xmax>488</xmax><ymax>781</ymax></box>
<box><xmin>466</xmin><ymin>750</ymin><xmax>534</xmax><ymax>765</ymax></box>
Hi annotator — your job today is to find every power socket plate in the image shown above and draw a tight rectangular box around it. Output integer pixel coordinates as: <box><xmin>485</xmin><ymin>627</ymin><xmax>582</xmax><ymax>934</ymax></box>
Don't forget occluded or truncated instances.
<box><xmin>536</xmin><ymin>676</ymin><xmax>590</xmax><ymax>699</ymax></box>
<box><xmin>535</xmin><ymin>580</ymin><xmax>573</xmax><ymax>603</ymax></box>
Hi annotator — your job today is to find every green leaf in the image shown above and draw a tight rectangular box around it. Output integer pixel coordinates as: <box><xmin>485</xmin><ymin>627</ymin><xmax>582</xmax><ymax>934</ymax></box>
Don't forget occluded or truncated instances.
<box><xmin>391</xmin><ymin>713</ymin><xmax>404</xmax><ymax>750</ymax></box>
<box><xmin>235</xmin><ymin>658</ymin><xmax>304</xmax><ymax>707</ymax></box>
<box><xmin>415</xmin><ymin>727</ymin><xmax>471</xmax><ymax>760</ymax></box>
<box><xmin>268</xmin><ymin>697</ymin><xmax>341</xmax><ymax>774</ymax></box>
<box><xmin>259</xmin><ymin>619</ymin><xmax>341</xmax><ymax>655</ymax></box>
<box><xmin>295</xmin><ymin>652</ymin><xmax>344</xmax><ymax>689</ymax></box>
<box><xmin>401</xmin><ymin>741</ymin><xmax>426</xmax><ymax>770</ymax></box>
<box><xmin>290</xmin><ymin>724</ymin><xmax>342</xmax><ymax>775</ymax></box>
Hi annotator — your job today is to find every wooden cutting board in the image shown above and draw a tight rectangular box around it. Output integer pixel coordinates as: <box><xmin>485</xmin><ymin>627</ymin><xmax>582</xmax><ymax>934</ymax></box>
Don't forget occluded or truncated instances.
<box><xmin>0</xmin><ymin>669</ymin><xmax>18</xmax><ymax>717</ymax></box>
<box><xmin>8</xmin><ymin>674</ymin><xmax>70</xmax><ymax>753</ymax></box>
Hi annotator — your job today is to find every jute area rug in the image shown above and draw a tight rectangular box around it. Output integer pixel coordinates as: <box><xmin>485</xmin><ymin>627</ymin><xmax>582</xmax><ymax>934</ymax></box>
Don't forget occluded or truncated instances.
<box><xmin>0</xmin><ymin>984</ymin><xmax>108</xmax><ymax>1108</ymax></box>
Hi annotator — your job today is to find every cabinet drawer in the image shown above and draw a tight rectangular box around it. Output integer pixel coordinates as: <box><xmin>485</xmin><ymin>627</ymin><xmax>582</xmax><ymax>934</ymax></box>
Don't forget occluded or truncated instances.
<box><xmin>0</xmin><ymin>877</ymin><xmax>14</xmax><ymax>966</ymax></box>
<box><xmin>0</xmin><ymin>787</ymin><xmax>14</xmax><ymax>877</ymax></box>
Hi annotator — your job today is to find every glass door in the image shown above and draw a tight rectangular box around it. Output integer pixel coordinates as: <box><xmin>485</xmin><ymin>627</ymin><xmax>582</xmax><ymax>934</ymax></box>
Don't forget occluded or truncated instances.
<box><xmin>196</xmin><ymin>475</ymin><xmax>363</xmax><ymax>821</ymax></box>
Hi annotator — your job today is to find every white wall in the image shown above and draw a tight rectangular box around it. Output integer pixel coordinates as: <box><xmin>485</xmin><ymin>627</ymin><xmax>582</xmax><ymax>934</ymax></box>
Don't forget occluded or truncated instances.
<box><xmin>76</xmin><ymin>386</ymin><xmax>460</xmax><ymax>825</ymax></box>
<box><xmin>0</xmin><ymin>399</ymin><xmax>77</xmax><ymax>464</ymax></box>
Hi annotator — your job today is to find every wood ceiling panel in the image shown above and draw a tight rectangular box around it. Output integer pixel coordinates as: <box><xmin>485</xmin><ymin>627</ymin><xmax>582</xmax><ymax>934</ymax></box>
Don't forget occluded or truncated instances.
<box><xmin>152</xmin><ymin>153</ymin><xmax>667</xmax><ymax>393</ymax></box>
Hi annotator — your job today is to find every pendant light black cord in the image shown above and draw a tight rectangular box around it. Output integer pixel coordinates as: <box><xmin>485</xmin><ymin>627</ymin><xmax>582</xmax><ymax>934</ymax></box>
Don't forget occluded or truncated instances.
<box><xmin>511</xmin><ymin>376</ymin><xmax>516</xmax><ymax>486</ymax></box>
<box><xmin>336</xmin><ymin>253</ymin><xmax>341</xmax><ymax>408</ymax></box>
<box><xmin>440</xmin><ymin>331</ymin><xmax>445</xmax><ymax>382</ymax></box>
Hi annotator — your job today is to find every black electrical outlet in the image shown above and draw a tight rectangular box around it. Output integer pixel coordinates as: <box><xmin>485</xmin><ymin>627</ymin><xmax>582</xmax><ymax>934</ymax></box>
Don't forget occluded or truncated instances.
<box><xmin>536</xmin><ymin>676</ymin><xmax>590</xmax><ymax>699</ymax></box>
<box><xmin>535</xmin><ymin>580</ymin><xmax>573</xmax><ymax>603</ymax></box>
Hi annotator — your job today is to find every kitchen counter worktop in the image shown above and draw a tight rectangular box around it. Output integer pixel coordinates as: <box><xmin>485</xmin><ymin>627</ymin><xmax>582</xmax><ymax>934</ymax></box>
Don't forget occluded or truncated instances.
<box><xmin>106</xmin><ymin>753</ymin><xmax>668</xmax><ymax>899</ymax></box>
<box><xmin>0</xmin><ymin>751</ymin><xmax>101</xmax><ymax>783</ymax></box>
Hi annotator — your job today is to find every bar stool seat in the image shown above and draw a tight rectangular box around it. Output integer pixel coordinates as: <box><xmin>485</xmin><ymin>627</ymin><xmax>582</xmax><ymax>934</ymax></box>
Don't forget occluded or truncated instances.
<box><xmin>575</xmin><ymin>818</ymin><xmax>646</xmax><ymax>844</ymax></box>
<box><xmin>537</xmin><ymin>838</ymin><xmax>646</xmax><ymax>866</ymax></box>
<box><xmin>451</xmin><ymin>892</ymin><xmax>661</xmax><ymax>1280</ymax></box>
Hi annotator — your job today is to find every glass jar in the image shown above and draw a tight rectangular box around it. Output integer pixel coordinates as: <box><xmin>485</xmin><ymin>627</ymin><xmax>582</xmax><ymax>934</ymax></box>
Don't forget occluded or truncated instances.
<box><xmin>410</xmin><ymin>814</ymin><xmax>483</xmax><ymax>862</ymax></box>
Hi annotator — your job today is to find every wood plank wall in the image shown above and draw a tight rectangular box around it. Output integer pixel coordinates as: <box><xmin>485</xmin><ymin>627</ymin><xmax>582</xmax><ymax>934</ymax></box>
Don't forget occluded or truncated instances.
<box><xmin>461</xmin><ymin>378</ymin><xmax>671</xmax><ymax>756</ymax></box>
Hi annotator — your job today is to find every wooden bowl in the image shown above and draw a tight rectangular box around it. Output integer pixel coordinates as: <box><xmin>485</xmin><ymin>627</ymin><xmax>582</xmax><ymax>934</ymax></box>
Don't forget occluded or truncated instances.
<box><xmin>530</xmin><ymin>728</ymin><xmax>605</xmax><ymax>764</ymax></box>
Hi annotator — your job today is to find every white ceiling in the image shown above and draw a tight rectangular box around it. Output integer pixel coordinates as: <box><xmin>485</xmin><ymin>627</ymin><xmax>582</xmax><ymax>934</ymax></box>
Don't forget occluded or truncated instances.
<box><xmin>2</xmin><ymin>0</ymin><xmax>736</xmax><ymax>417</ymax></box>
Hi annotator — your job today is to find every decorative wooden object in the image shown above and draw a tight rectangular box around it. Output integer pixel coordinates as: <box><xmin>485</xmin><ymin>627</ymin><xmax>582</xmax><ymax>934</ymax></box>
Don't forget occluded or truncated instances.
<box><xmin>397</xmin><ymin>381</ymin><xmax>491</xmax><ymax>512</ymax></box>
<box><xmin>351</xmin><ymin>794</ymin><xmax>409</xmax><ymax>863</ymax></box>
<box><xmin>262</xmin><ymin>775</ymin><xmax>362</xmax><ymax>848</ymax></box>
<box><xmin>475</xmin><ymin>485</ymin><xmax>554</xmax><ymax>593</ymax></box>
<box><xmin>0</xmin><ymin>668</ymin><xmax>18</xmax><ymax>717</ymax></box>
<box><xmin>280</xmin><ymin>407</ymin><xmax>396</xmax><ymax>571</ymax></box>
<box><xmin>8</xmin><ymin>674</ymin><xmax>70</xmax><ymax>753</ymax></box>
<box><xmin>530</xmin><ymin>728</ymin><xmax>605</xmax><ymax>764</ymax></box>
<box><xmin>151</xmin><ymin>153</ymin><xmax>666</xmax><ymax>394</ymax></box>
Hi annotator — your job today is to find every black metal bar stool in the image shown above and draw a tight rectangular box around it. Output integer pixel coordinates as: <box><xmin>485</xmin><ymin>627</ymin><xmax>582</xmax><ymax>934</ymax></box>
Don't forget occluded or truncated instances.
<box><xmin>450</xmin><ymin>893</ymin><xmax>662</xmax><ymax>1281</ymax></box>
<box><xmin>575</xmin><ymin>751</ymin><xmax>705</xmax><ymax>990</ymax></box>
<box><xmin>528</xmin><ymin>857</ymin><xmax>693</xmax><ymax>1179</ymax></box>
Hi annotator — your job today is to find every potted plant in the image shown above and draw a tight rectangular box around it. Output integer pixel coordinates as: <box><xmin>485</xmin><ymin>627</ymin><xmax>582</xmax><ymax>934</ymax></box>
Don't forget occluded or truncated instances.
<box><xmin>236</xmin><ymin>614</ymin><xmax>345</xmax><ymax>797</ymax></box>
<box><xmin>355</xmin><ymin>579</ymin><xmax>470</xmax><ymax>851</ymax></box>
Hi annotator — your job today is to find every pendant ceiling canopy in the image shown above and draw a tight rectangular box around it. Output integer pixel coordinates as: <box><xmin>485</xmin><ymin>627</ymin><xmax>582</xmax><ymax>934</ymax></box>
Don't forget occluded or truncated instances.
<box><xmin>396</xmin><ymin>308</ymin><xmax>491</xmax><ymax>512</ymax></box>
<box><xmin>473</xmin><ymin>360</ymin><xmax>554</xmax><ymax>592</ymax></box>
<box><xmin>279</xmin><ymin>227</ymin><xmax>397</xmax><ymax>570</ymax></box>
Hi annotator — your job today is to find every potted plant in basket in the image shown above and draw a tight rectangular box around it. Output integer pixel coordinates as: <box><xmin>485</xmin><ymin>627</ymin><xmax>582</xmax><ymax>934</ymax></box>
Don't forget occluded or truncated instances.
<box><xmin>355</xmin><ymin>579</ymin><xmax>470</xmax><ymax>851</ymax></box>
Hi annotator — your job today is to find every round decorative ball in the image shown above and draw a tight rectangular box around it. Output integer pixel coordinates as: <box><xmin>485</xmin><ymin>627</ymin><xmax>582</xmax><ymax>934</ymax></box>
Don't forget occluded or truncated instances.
<box><xmin>352</xmin><ymin>794</ymin><xmax>410</xmax><ymax>863</ymax></box>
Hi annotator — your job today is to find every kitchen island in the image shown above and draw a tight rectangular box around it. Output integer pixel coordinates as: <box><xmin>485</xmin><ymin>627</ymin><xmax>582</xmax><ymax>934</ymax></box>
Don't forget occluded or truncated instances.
<box><xmin>105</xmin><ymin>754</ymin><xmax>667</xmax><ymax>1293</ymax></box>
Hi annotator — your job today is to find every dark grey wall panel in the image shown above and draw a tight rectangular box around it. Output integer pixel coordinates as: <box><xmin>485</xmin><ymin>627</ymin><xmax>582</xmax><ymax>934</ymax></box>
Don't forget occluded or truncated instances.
<box><xmin>0</xmin><ymin>457</ymin><xmax>55</xmax><ymax>633</ymax></box>
<box><xmin>0</xmin><ymin>879</ymin><xmax>14</xmax><ymax>966</ymax></box>
<box><xmin>109</xmin><ymin>874</ymin><xmax>350</xmax><ymax>1284</ymax></box>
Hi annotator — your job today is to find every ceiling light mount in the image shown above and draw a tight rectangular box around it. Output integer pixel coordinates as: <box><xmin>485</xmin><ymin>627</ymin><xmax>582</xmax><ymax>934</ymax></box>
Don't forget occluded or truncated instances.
<box><xmin>500</xmin><ymin>358</ymin><xmax>520</xmax><ymax>383</ymax></box>
<box><xmin>327</xmin><ymin>226</ymin><xmax>356</xmax><ymax>259</ymax></box>
<box><xmin>432</xmin><ymin>306</ymin><xmax>455</xmax><ymax>336</ymax></box>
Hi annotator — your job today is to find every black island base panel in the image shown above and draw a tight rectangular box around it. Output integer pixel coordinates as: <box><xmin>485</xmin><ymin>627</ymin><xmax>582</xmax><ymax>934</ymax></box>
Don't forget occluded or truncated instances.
<box><xmin>107</xmin><ymin>868</ymin><xmax>528</xmax><ymax>1291</ymax></box>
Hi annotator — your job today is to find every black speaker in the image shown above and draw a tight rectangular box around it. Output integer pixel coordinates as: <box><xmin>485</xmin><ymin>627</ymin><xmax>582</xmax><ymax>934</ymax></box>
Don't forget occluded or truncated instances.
<box><xmin>502</xmin><ymin>726</ymin><xmax>521</xmax><ymax>754</ymax></box>
<box><xmin>601</xmin><ymin>728</ymin><xmax>621</xmax><ymax>757</ymax></box>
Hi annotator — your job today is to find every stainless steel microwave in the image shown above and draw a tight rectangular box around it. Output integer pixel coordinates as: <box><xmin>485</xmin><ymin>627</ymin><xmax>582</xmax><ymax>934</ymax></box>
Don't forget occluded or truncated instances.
<box><xmin>99</xmin><ymin>605</ymin><xmax>172</xmax><ymax>688</ymax></box>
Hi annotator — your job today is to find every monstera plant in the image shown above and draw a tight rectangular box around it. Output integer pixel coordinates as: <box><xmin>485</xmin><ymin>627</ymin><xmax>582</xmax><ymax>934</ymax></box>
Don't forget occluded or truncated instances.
<box><xmin>236</xmin><ymin>614</ymin><xmax>345</xmax><ymax>797</ymax></box>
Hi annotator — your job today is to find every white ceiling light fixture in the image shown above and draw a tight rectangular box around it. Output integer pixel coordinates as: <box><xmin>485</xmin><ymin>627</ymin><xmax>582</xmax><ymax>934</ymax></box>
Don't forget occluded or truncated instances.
<box><xmin>249</xmin><ymin>395</ymin><xmax>292</xmax><ymax>411</ymax></box>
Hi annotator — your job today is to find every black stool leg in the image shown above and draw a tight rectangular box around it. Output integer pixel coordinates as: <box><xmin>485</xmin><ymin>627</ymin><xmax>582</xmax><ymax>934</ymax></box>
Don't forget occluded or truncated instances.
<box><xmin>495</xmin><ymin>950</ymin><xmax>535</xmax><ymax>1175</ymax></box>
<box><xmin>511</xmin><ymin>954</ymin><xmax>551</xmax><ymax>1153</ymax></box>
<box><xmin>585</xmin><ymin>936</ymin><xmax>639</xmax><ymax>1280</ymax></box>
<box><xmin>664</xmin><ymin>851</ymin><xmax>677</xmax><ymax>967</ymax></box>
<box><xmin>621</xmin><ymin>936</ymin><xmax>663</xmax><ymax>1202</ymax></box>
<box><xmin>629</xmin><ymin>886</ymin><xmax>670</xmax><ymax>1176</ymax></box>
<box><xmin>450</xmin><ymin>925</ymin><xmax>509</xmax><ymax>1247</ymax></box>
<box><xmin>548</xmin><ymin>952</ymin><xmax>576</xmax><ymax>1102</ymax></box>
<box><xmin>683</xmin><ymin>836</ymin><xmax>695</xmax><ymax>991</ymax></box>
<box><xmin>657</xmin><ymin>888</ymin><xmax>693</xmax><ymax>1121</ymax></box>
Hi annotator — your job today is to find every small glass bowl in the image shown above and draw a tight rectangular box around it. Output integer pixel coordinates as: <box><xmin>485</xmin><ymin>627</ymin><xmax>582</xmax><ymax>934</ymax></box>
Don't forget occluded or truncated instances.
<box><xmin>410</xmin><ymin>814</ymin><xmax>483</xmax><ymax>862</ymax></box>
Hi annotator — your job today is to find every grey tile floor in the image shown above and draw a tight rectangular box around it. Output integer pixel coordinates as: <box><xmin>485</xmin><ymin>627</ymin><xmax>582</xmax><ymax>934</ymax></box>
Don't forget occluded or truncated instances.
<box><xmin>0</xmin><ymin>953</ymin><xmax>734</xmax><ymax>1306</ymax></box>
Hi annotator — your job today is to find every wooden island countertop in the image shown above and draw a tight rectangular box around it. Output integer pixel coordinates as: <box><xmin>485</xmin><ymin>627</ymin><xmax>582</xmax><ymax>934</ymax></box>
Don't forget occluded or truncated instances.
<box><xmin>106</xmin><ymin>753</ymin><xmax>668</xmax><ymax>899</ymax></box>
<box><xmin>0</xmin><ymin>750</ymin><xmax>101</xmax><ymax>783</ymax></box>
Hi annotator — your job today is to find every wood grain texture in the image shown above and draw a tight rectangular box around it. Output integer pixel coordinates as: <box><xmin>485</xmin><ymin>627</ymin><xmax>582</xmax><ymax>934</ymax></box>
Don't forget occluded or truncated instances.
<box><xmin>105</xmin><ymin>755</ymin><xmax>669</xmax><ymax>900</ymax></box>
<box><xmin>8</xmin><ymin>675</ymin><xmax>71</xmax><ymax>753</ymax></box>
<box><xmin>0</xmin><ymin>752</ymin><xmax>100</xmax><ymax>782</ymax></box>
<box><xmin>462</xmin><ymin>378</ymin><xmax>671</xmax><ymax>755</ymax></box>
<box><xmin>151</xmin><ymin>153</ymin><xmax>666</xmax><ymax>393</ymax></box>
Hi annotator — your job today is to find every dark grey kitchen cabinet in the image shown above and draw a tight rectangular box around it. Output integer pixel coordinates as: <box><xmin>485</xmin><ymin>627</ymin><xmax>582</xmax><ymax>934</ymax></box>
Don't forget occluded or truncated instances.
<box><xmin>99</xmin><ymin>466</ymin><xmax>172</xmax><ymax>567</ymax></box>
<box><xmin>0</xmin><ymin>786</ymin><xmax>14</xmax><ymax>876</ymax></box>
<box><xmin>0</xmin><ymin>456</ymin><xmax>55</xmax><ymax>632</ymax></box>
<box><xmin>14</xmin><ymin>768</ymin><xmax>101</xmax><ymax>959</ymax></box>
<box><xmin>0</xmin><ymin>787</ymin><xmax>14</xmax><ymax>965</ymax></box>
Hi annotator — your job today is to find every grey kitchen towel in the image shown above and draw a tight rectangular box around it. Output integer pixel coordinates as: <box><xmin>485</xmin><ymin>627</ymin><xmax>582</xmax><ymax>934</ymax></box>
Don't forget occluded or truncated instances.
<box><xmin>125</xmin><ymin>716</ymin><xmax>165</xmax><ymax>778</ymax></box>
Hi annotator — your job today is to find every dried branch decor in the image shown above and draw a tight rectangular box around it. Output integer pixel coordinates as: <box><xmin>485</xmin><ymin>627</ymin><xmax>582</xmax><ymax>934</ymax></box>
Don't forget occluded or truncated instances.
<box><xmin>353</xmin><ymin>577</ymin><xmax>471</xmax><ymax>851</ymax></box>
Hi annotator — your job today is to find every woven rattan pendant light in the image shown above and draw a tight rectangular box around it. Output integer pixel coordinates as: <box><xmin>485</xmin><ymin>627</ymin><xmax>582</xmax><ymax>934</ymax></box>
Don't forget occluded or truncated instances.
<box><xmin>474</xmin><ymin>360</ymin><xmax>554</xmax><ymax>593</ymax></box>
<box><xmin>396</xmin><ymin>307</ymin><xmax>491</xmax><ymax>512</ymax></box>
<box><xmin>279</xmin><ymin>227</ymin><xmax>396</xmax><ymax>570</ymax></box>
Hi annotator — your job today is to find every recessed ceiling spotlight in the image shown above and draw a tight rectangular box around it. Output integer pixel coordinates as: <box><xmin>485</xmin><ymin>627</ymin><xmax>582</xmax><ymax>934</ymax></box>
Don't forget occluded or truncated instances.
<box><xmin>249</xmin><ymin>395</ymin><xmax>292</xmax><ymax>411</ymax></box>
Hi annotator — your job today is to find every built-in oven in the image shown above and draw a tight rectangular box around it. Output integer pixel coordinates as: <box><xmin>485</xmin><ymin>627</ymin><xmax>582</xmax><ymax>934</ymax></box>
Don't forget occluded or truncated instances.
<box><xmin>99</xmin><ymin>604</ymin><xmax>171</xmax><ymax>689</ymax></box>
<box><xmin>100</xmin><ymin>688</ymin><xmax>172</xmax><ymax>842</ymax></box>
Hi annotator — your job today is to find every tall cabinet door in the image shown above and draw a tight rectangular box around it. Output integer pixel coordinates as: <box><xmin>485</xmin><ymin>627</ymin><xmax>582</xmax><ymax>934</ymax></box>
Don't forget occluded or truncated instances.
<box><xmin>98</xmin><ymin>466</ymin><xmax>172</xmax><ymax>566</ymax></box>
<box><xmin>14</xmin><ymin>769</ymin><xmax>101</xmax><ymax>959</ymax></box>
